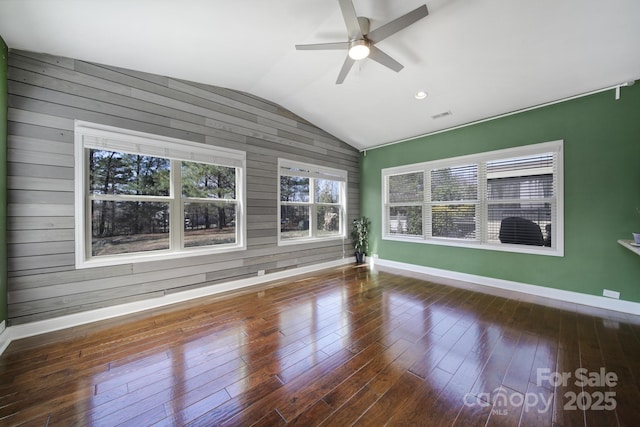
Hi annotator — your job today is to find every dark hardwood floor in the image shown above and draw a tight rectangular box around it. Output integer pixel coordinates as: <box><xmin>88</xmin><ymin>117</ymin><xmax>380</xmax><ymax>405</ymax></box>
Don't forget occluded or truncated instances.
<box><xmin>1</xmin><ymin>265</ymin><xmax>640</xmax><ymax>426</ymax></box>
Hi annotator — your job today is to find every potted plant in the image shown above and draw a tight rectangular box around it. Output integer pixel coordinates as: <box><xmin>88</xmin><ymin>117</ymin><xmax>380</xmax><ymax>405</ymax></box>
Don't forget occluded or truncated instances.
<box><xmin>351</xmin><ymin>216</ymin><xmax>370</xmax><ymax>264</ymax></box>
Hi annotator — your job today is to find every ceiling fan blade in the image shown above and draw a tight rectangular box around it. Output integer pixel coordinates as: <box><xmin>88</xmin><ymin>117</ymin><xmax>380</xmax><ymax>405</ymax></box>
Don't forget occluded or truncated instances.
<box><xmin>367</xmin><ymin>4</ymin><xmax>429</xmax><ymax>43</ymax></box>
<box><xmin>338</xmin><ymin>0</ymin><xmax>363</xmax><ymax>40</ymax></box>
<box><xmin>336</xmin><ymin>55</ymin><xmax>355</xmax><ymax>84</ymax></box>
<box><xmin>295</xmin><ymin>42</ymin><xmax>350</xmax><ymax>51</ymax></box>
<box><xmin>368</xmin><ymin>45</ymin><xmax>403</xmax><ymax>72</ymax></box>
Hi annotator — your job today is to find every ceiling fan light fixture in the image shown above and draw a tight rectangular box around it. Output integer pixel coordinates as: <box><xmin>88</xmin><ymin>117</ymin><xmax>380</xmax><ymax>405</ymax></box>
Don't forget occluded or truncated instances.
<box><xmin>348</xmin><ymin>39</ymin><xmax>370</xmax><ymax>60</ymax></box>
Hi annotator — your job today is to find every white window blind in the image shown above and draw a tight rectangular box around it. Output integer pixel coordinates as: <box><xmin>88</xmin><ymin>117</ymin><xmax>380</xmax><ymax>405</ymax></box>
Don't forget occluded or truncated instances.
<box><xmin>279</xmin><ymin>159</ymin><xmax>347</xmax><ymax>182</ymax></box>
<box><xmin>429</xmin><ymin>164</ymin><xmax>478</xmax><ymax>239</ymax></box>
<box><xmin>382</xmin><ymin>140</ymin><xmax>563</xmax><ymax>256</ymax></box>
<box><xmin>486</xmin><ymin>153</ymin><xmax>555</xmax><ymax>246</ymax></box>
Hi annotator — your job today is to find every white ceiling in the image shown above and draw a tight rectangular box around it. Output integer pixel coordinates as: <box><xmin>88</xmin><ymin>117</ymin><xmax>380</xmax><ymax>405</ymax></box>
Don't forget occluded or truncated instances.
<box><xmin>1</xmin><ymin>0</ymin><xmax>639</xmax><ymax>150</ymax></box>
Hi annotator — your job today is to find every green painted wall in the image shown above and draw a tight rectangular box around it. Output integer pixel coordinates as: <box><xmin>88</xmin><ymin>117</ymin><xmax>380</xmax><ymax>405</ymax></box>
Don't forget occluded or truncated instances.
<box><xmin>361</xmin><ymin>84</ymin><xmax>640</xmax><ymax>303</ymax></box>
<box><xmin>0</xmin><ymin>36</ymin><xmax>7</xmax><ymax>325</ymax></box>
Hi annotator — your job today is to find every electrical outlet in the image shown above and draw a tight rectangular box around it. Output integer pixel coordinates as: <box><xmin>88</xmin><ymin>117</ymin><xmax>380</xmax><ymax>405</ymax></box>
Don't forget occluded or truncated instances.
<box><xmin>257</xmin><ymin>269</ymin><xmax>265</xmax><ymax>277</ymax></box>
<box><xmin>603</xmin><ymin>289</ymin><xmax>620</xmax><ymax>299</ymax></box>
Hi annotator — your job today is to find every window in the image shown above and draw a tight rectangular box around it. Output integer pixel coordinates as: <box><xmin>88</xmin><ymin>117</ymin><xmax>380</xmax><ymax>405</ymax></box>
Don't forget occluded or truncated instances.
<box><xmin>382</xmin><ymin>140</ymin><xmax>563</xmax><ymax>256</ymax></box>
<box><xmin>278</xmin><ymin>159</ymin><xmax>347</xmax><ymax>244</ymax></box>
<box><xmin>75</xmin><ymin>122</ymin><xmax>246</xmax><ymax>267</ymax></box>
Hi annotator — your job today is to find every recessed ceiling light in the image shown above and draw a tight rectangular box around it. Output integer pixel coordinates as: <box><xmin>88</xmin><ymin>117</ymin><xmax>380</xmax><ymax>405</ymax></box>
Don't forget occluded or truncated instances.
<box><xmin>414</xmin><ymin>91</ymin><xmax>428</xmax><ymax>100</ymax></box>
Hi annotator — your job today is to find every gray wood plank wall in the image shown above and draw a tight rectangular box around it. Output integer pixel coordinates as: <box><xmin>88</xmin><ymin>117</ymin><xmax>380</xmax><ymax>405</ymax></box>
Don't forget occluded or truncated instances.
<box><xmin>6</xmin><ymin>50</ymin><xmax>361</xmax><ymax>325</ymax></box>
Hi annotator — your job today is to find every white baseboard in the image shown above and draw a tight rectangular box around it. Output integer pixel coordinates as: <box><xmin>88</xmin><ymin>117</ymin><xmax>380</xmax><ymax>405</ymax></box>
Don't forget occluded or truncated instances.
<box><xmin>0</xmin><ymin>258</ymin><xmax>352</xmax><ymax>356</ymax></box>
<box><xmin>4</xmin><ymin>256</ymin><xmax>636</xmax><ymax>357</ymax></box>
<box><xmin>0</xmin><ymin>321</ymin><xmax>9</xmax><ymax>355</ymax></box>
<box><xmin>373</xmin><ymin>258</ymin><xmax>640</xmax><ymax>316</ymax></box>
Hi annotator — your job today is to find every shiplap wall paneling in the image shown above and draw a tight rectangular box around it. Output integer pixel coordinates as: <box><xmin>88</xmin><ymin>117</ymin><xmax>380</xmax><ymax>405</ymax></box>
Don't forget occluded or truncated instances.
<box><xmin>6</xmin><ymin>50</ymin><xmax>360</xmax><ymax>325</ymax></box>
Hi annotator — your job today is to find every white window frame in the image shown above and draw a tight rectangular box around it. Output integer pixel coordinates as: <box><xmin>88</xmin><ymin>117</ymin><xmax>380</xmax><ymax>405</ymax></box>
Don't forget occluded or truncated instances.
<box><xmin>382</xmin><ymin>140</ymin><xmax>564</xmax><ymax>256</ymax></box>
<box><xmin>277</xmin><ymin>158</ymin><xmax>347</xmax><ymax>245</ymax></box>
<box><xmin>74</xmin><ymin>121</ymin><xmax>246</xmax><ymax>268</ymax></box>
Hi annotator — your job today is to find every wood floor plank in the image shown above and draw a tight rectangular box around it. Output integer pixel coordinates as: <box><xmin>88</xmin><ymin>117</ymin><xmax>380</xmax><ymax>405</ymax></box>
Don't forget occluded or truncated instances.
<box><xmin>453</xmin><ymin>393</ymin><xmax>493</xmax><ymax>427</ymax></box>
<box><xmin>425</xmin><ymin>347</ymin><xmax>495</xmax><ymax>427</ymax></box>
<box><xmin>518</xmin><ymin>379</ymin><xmax>554</xmax><ymax>426</ymax></box>
<box><xmin>276</xmin><ymin>341</ymin><xmax>385</xmax><ymax>421</ymax></box>
<box><xmin>576</xmin><ymin>315</ymin><xmax>618</xmax><ymax>426</ymax></box>
<box><xmin>468</xmin><ymin>328</ymin><xmax>521</xmax><ymax>401</ymax></box>
<box><xmin>385</xmin><ymin>366</ymin><xmax>453</xmax><ymax>426</ymax></box>
<box><xmin>593</xmin><ymin>316</ymin><xmax>640</xmax><ymax>424</ymax></box>
<box><xmin>218</xmin><ymin>348</ymin><xmax>356</xmax><ymax>426</ymax></box>
<box><xmin>552</xmin><ymin>310</ymin><xmax>586</xmax><ymax>427</ymax></box>
<box><xmin>502</xmin><ymin>332</ymin><xmax>538</xmax><ymax>395</ymax></box>
<box><xmin>318</xmin><ymin>384</ymin><xmax>379</xmax><ymax>426</ymax></box>
<box><xmin>352</xmin><ymin>370</ymin><xmax>424</xmax><ymax>426</ymax></box>
<box><xmin>287</xmin><ymin>399</ymin><xmax>332</xmax><ymax>426</ymax></box>
<box><xmin>1</xmin><ymin>265</ymin><xmax>639</xmax><ymax>426</ymax></box>
<box><xmin>321</xmin><ymin>337</ymin><xmax>412</xmax><ymax>413</ymax></box>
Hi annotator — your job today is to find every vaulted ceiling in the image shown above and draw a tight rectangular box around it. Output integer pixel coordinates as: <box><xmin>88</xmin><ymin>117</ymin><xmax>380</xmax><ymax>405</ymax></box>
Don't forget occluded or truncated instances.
<box><xmin>1</xmin><ymin>0</ymin><xmax>639</xmax><ymax>150</ymax></box>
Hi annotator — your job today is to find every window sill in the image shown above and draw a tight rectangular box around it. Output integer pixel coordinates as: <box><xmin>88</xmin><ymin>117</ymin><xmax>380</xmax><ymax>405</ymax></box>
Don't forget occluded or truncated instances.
<box><xmin>76</xmin><ymin>245</ymin><xmax>246</xmax><ymax>269</ymax></box>
<box><xmin>383</xmin><ymin>235</ymin><xmax>563</xmax><ymax>257</ymax></box>
<box><xmin>278</xmin><ymin>235</ymin><xmax>346</xmax><ymax>247</ymax></box>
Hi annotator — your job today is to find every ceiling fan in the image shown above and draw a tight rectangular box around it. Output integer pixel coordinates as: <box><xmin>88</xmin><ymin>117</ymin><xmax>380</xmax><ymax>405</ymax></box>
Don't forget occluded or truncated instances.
<box><xmin>295</xmin><ymin>0</ymin><xmax>429</xmax><ymax>84</ymax></box>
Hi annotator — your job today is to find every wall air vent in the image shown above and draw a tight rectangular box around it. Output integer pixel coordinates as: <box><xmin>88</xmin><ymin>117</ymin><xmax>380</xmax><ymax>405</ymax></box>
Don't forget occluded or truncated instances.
<box><xmin>431</xmin><ymin>111</ymin><xmax>452</xmax><ymax>119</ymax></box>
